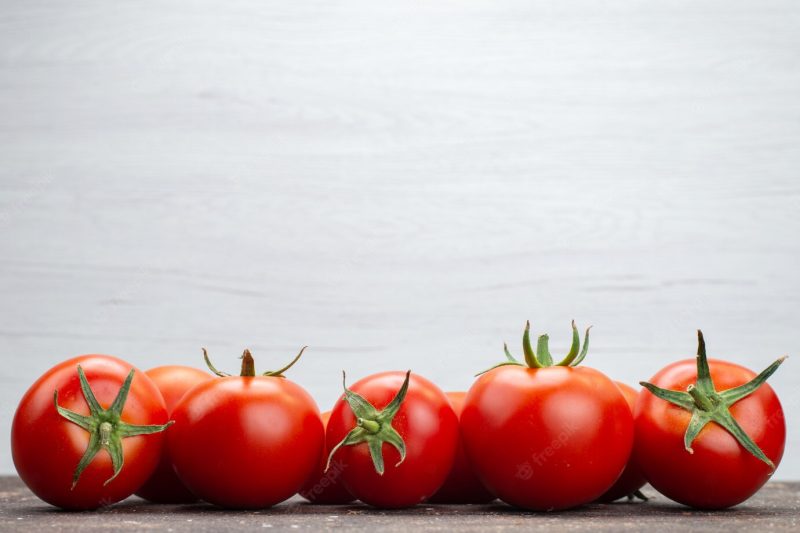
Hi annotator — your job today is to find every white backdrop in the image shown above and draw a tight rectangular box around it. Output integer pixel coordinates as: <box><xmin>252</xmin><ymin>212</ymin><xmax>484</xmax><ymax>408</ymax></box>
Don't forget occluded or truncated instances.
<box><xmin>1</xmin><ymin>0</ymin><xmax>798</xmax><ymax>479</ymax></box>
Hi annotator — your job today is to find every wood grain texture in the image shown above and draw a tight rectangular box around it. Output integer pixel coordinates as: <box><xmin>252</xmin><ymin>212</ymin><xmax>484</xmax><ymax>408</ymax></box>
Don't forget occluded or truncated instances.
<box><xmin>1</xmin><ymin>0</ymin><xmax>798</xmax><ymax>478</ymax></box>
<box><xmin>0</xmin><ymin>477</ymin><xmax>799</xmax><ymax>531</ymax></box>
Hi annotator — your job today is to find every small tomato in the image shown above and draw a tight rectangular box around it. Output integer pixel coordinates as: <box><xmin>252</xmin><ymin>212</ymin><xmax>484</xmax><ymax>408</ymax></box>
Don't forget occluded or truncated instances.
<box><xmin>326</xmin><ymin>370</ymin><xmax>459</xmax><ymax>508</ymax></box>
<box><xmin>635</xmin><ymin>330</ymin><xmax>786</xmax><ymax>509</ymax></box>
<box><xmin>12</xmin><ymin>355</ymin><xmax>171</xmax><ymax>510</ymax></box>
<box><xmin>168</xmin><ymin>348</ymin><xmax>323</xmax><ymax>509</ymax></box>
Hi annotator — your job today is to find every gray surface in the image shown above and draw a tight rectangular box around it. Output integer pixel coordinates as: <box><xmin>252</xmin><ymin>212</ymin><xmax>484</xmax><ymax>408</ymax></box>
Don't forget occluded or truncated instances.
<box><xmin>0</xmin><ymin>477</ymin><xmax>799</xmax><ymax>532</ymax></box>
<box><xmin>1</xmin><ymin>0</ymin><xmax>799</xmax><ymax>479</ymax></box>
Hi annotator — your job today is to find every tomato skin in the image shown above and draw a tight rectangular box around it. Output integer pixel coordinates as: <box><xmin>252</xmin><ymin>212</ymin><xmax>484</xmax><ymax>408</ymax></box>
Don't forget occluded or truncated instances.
<box><xmin>596</xmin><ymin>382</ymin><xmax>646</xmax><ymax>502</ymax></box>
<box><xmin>461</xmin><ymin>365</ymin><xmax>633</xmax><ymax>511</ymax></box>
<box><xmin>326</xmin><ymin>371</ymin><xmax>459</xmax><ymax>509</ymax></box>
<box><xmin>427</xmin><ymin>392</ymin><xmax>495</xmax><ymax>504</ymax></box>
<box><xmin>298</xmin><ymin>411</ymin><xmax>355</xmax><ymax>504</ymax></box>
<box><xmin>168</xmin><ymin>376</ymin><xmax>324</xmax><ymax>509</ymax></box>
<box><xmin>634</xmin><ymin>358</ymin><xmax>785</xmax><ymax>509</ymax></box>
<box><xmin>135</xmin><ymin>366</ymin><xmax>213</xmax><ymax>503</ymax></box>
<box><xmin>11</xmin><ymin>355</ymin><xmax>169</xmax><ymax>510</ymax></box>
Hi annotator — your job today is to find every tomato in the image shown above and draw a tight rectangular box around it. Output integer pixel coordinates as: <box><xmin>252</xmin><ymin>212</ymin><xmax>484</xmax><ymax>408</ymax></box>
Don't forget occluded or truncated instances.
<box><xmin>427</xmin><ymin>392</ymin><xmax>495</xmax><ymax>504</ymax></box>
<box><xmin>595</xmin><ymin>382</ymin><xmax>647</xmax><ymax>502</ymax></box>
<box><xmin>299</xmin><ymin>411</ymin><xmax>355</xmax><ymax>504</ymax></box>
<box><xmin>461</xmin><ymin>321</ymin><xmax>633</xmax><ymax>511</ymax></box>
<box><xmin>11</xmin><ymin>355</ymin><xmax>171</xmax><ymax>510</ymax></box>
<box><xmin>168</xmin><ymin>348</ymin><xmax>323</xmax><ymax>509</ymax></box>
<box><xmin>326</xmin><ymin>370</ymin><xmax>459</xmax><ymax>508</ymax></box>
<box><xmin>135</xmin><ymin>366</ymin><xmax>213</xmax><ymax>503</ymax></box>
<box><xmin>635</xmin><ymin>330</ymin><xmax>786</xmax><ymax>509</ymax></box>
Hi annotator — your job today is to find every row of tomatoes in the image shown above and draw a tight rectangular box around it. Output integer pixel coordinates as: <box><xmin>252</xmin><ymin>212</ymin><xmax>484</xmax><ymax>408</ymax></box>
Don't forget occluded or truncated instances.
<box><xmin>11</xmin><ymin>322</ymin><xmax>786</xmax><ymax>512</ymax></box>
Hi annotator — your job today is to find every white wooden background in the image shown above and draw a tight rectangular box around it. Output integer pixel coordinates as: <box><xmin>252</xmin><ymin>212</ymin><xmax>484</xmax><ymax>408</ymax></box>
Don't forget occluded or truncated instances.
<box><xmin>1</xmin><ymin>0</ymin><xmax>798</xmax><ymax>479</ymax></box>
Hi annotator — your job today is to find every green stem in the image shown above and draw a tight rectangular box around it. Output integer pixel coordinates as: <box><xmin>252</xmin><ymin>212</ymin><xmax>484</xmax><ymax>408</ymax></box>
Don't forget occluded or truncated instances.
<box><xmin>640</xmin><ymin>330</ymin><xmax>785</xmax><ymax>470</ymax></box>
<box><xmin>522</xmin><ymin>321</ymin><xmax>542</xmax><ymax>368</ymax></box>
<box><xmin>536</xmin><ymin>334</ymin><xmax>553</xmax><ymax>366</ymax></box>
<box><xmin>358</xmin><ymin>418</ymin><xmax>380</xmax><ymax>434</ymax></box>
<box><xmin>327</xmin><ymin>371</ymin><xmax>409</xmax><ymax>475</ymax></box>
<box><xmin>54</xmin><ymin>365</ymin><xmax>173</xmax><ymax>489</ymax></box>
<box><xmin>203</xmin><ymin>346</ymin><xmax>307</xmax><ymax>378</ymax></box>
<box><xmin>482</xmin><ymin>321</ymin><xmax>593</xmax><ymax>373</ymax></box>
<box><xmin>263</xmin><ymin>346</ymin><xmax>307</xmax><ymax>377</ymax></box>
<box><xmin>686</xmin><ymin>384</ymin><xmax>714</xmax><ymax>411</ymax></box>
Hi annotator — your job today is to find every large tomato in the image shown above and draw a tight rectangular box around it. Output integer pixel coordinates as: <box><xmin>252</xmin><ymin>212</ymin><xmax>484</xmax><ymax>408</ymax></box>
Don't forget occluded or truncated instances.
<box><xmin>298</xmin><ymin>411</ymin><xmax>355</xmax><ymax>504</ymax></box>
<box><xmin>168</xmin><ymin>348</ymin><xmax>323</xmax><ymax>509</ymax></box>
<box><xmin>326</xmin><ymin>370</ymin><xmax>459</xmax><ymax>508</ymax></box>
<box><xmin>428</xmin><ymin>392</ymin><xmax>495</xmax><ymax>504</ymax></box>
<box><xmin>135</xmin><ymin>365</ymin><xmax>213</xmax><ymax>503</ymax></box>
<box><xmin>635</xmin><ymin>330</ymin><xmax>786</xmax><ymax>509</ymax></box>
<box><xmin>12</xmin><ymin>355</ymin><xmax>171</xmax><ymax>510</ymax></box>
<box><xmin>461</xmin><ymin>321</ymin><xmax>633</xmax><ymax>511</ymax></box>
<box><xmin>595</xmin><ymin>382</ymin><xmax>647</xmax><ymax>502</ymax></box>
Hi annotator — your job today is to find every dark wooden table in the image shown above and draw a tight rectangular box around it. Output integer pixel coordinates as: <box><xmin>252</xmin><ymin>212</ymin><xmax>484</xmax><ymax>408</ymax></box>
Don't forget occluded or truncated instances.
<box><xmin>1</xmin><ymin>477</ymin><xmax>797</xmax><ymax>532</ymax></box>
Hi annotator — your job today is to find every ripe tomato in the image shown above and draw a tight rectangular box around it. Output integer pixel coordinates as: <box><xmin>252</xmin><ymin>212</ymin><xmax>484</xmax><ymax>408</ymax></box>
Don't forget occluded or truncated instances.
<box><xmin>12</xmin><ymin>355</ymin><xmax>171</xmax><ymax>510</ymax></box>
<box><xmin>635</xmin><ymin>331</ymin><xmax>786</xmax><ymax>509</ymax></box>
<box><xmin>427</xmin><ymin>392</ymin><xmax>495</xmax><ymax>504</ymax></box>
<box><xmin>168</xmin><ymin>348</ymin><xmax>323</xmax><ymax>509</ymax></box>
<box><xmin>461</xmin><ymin>321</ymin><xmax>633</xmax><ymax>511</ymax></box>
<box><xmin>595</xmin><ymin>382</ymin><xmax>647</xmax><ymax>502</ymax></box>
<box><xmin>326</xmin><ymin>370</ymin><xmax>459</xmax><ymax>508</ymax></box>
<box><xmin>299</xmin><ymin>411</ymin><xmax>355</xmax><ymax>504</ymax></box>
<box><xmin>135</xmin><ymin>365</ymin><xmax>213</xmax><ymax>503</ymax></box>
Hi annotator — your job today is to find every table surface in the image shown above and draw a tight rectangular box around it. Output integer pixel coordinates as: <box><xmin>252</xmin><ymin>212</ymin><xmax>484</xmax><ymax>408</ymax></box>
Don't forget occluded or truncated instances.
<box><xmin>0</xmin><ymin>477</ymin><xmax>798</xmax><ymax>532</ymax></box>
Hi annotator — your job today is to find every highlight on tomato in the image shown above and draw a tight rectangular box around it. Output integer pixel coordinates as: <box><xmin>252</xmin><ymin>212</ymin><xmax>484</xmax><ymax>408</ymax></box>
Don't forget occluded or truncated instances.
<box><xmin>11</xmin><ymin>355</ymin><xmax>172</xmax><ymax>510</ymax></box>
<box><xmin>167</xmin><ymin>347</ymin><xmax>323</xmax><ymax>509</ymax></box>
<box><xmin>595</xmin><ymin>382</ymin><xmax>647</xmax><ymax>503</ymax></box>
<box><xmin>134</xmin><ymin>365</ymin><xmax>213</xmax><ymax>503</ymax></box>
<box><xmin>427</xmin><ymin>392</ymin><xmax>495</xmax><ymax>504</ymax></box>
<box><xmin>635</xmin><ymin>330</ymin><xmax>786</xmax><ymax>509</ymax></box>
<box><xmin>299</xmin><ymin>411</ymin><xmax>355</xmax><ymax>504</ymax></box>
<box><xmin>461</xmin><ymin>321</ymin><xmax>634</xmax><ymax>511</ymax></box>
<box><xmin>325</xmin><ymin>370</ymin><xmax>459</xmax><ymax>508</ymax></box>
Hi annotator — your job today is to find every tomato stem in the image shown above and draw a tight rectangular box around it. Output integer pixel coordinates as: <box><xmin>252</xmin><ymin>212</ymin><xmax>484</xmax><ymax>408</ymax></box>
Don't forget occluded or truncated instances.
<box><xmin>240</xmin><ymin>349</ymin><xmax>256</xmax><ymax>377</ymax></box>
<box><xmin>357</xmin><ymin>418</ymin><xmax>381</xmax><ymax>434</ymax></box>
<box><xmin>202</xmin><ymin>346</ymin><xmax>307</xmax><ymax>378</ymax></box>
<box><xmin>53</xmin><ymin>365</ymin><xmax>173</xmax><ymax>489</ymax></box>
<box><xmin>99</xmin><ymin>422</ymin><xmax>113</xmax><ymax>447</ymax></box>
<box><xmin>476</xmin><ymin>320</ymin><xmax>592</xmax><ymax>376</ymax></box>
<box><xmin>640</xmin><ymin>329</ymin><xmax>786</xmax><ymax>470</ymax></box>
<box><xmin>522</xmin><ymin>321</ymin><xmax>542</xmax><ymax>368</ymax></box>
<box><xmin>263</xmin><ymin>346</ymin><xmax>307</xmax><ymax>377</ymax></box>
<box><xmin>326</xmin><ymin>370</ymin><xmax>410</xmax><ymax>476</ymax></box>
<box><xmin>536</xmin><ymin>334</ymin><xmax>553</xmax><ymax>366</ymax></box>
<box><xmin>686</xmin><ymin>384</ymin><xmax>714</xmax><ymax>411</ymax></box>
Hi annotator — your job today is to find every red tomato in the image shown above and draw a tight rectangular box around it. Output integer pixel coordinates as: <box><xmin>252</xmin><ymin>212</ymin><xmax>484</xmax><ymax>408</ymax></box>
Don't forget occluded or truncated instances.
<box><xmin>326</xmin><ymin>371</ymin><xmax>459</xmax><ymax>508</ymax></box>
<box><xmin>299</xmin><ymin>411</ymin><xmax>355</xmax><ymax>504</ymax></box>
<box><xmin>12</xmin><ymin>355</ymin><xmax>171</xmax><ymax>510</ymax></box>
<box><xmin>427</xmin><ymin>392</ymin><xmax>495</xmax><ymax>504</ymax></box>
<box><xmin>635</xmin><ymin>331</ymin><xmax>786</xmax><ymax>509</ymax></box>
<box><xmin>168</xmin><ymin>348</ymin><xmax>323</xmax><ymax>509</ymax></box>
<box><xmin>135</xmin><ymin>366</ymin><xmax>213</xmax><ymax>503</ymax></box>
<box><xmin>461</xmin><ymin>322</ymin><xmax>633</xmax><ymax>511</ymax></box>
<box><xmin>595</xmin><ymin>382</ymin><xmax>647</xmax><ymax>502</ymax></box>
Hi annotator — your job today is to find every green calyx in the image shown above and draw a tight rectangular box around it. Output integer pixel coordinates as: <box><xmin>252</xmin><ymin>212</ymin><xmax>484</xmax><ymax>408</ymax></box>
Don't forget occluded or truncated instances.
<box><xmin>203</xmin><ymin>346</ymin><xmax>307</xmax><ymax>378</ymax></box>
<box><xmin>325</xmin><ymin>370</ymin><xmax>410</xmax><ymax>475</ymax></box>
<box><xmin>54</xmin><ymin>366</ymin><xmax>174</xmax><ymax>489</ymax></box>
<box><xmin>640</xmin><ymin>330</ymin><xmax>787</xmax><ymax>470</ymax></box>
<box><xmin>477</xmin><ymin>320</ymin><xmax>592</xmax><ymax>375</ymax></box>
